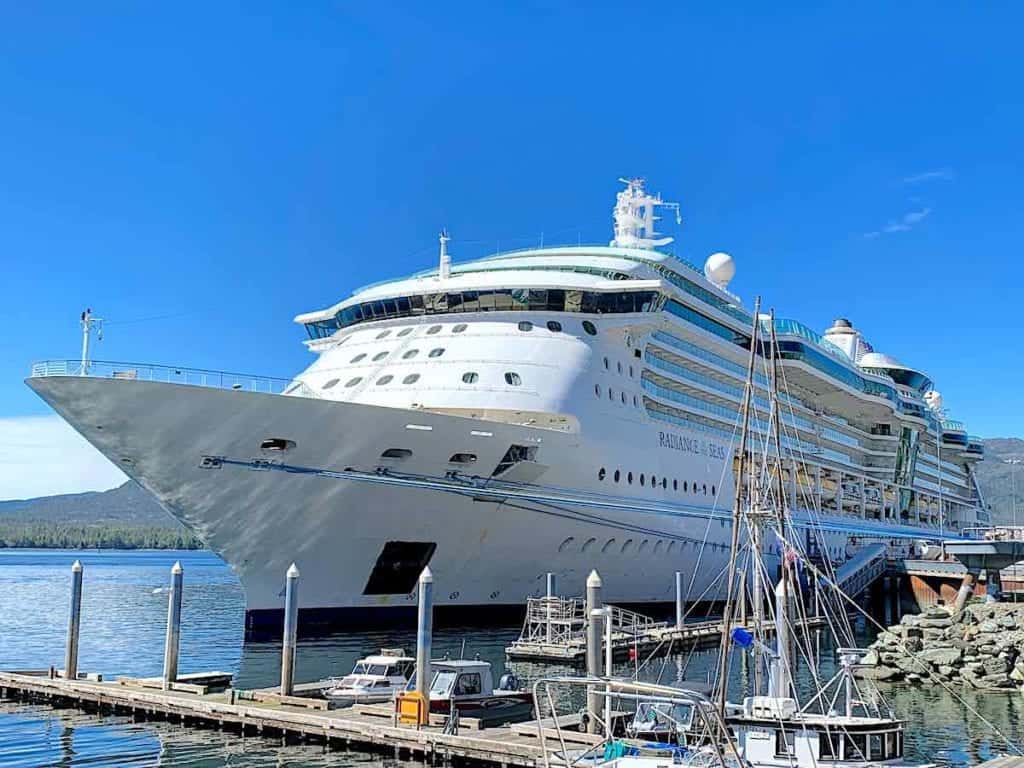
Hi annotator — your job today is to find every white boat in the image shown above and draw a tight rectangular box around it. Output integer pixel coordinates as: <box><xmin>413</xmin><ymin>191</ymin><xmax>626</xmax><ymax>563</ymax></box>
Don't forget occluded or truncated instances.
<box><xmin>323</xmin><ymin>649</ymin><xmax>415</xmax><ymax>706</ymax></box>
<box><xmin>26</xmin><ymin>178</ymin><xmax>988</xmax><ymax>632</ymax></box>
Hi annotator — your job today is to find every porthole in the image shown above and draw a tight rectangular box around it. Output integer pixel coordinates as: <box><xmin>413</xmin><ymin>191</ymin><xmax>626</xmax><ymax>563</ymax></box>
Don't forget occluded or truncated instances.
<box><xmin>345</xmin><ymin>377</ymin><xmax>362</xmax><ymax>387</ymax></box>
<box><xmin>376</xmin><ymin>330</ymin><xmax>391</xmax><ymax>339</ymax></box>
<box><xmin>712</xmin><ymin>485</ymin><xmax>716</xmax><ymax>496</ymax></box>
<box><xmin>558</xmin><ymin>537</ymin><xmax>575</xmax><ymax>552</ymax></box>
<box><xmin>608</xmin><ymin>387</ymin><xmax>614</xmax><ymax>400</ymax></box>
<box><xmin>601</xmin><ymin>539</ymin><xmax>616</xmax><ymax>554</ymax></box>
<box><xmin>651</xmin><ymin>474</ymin><xmax>657</xmax><ymax>487</ymax></box>
<box><xmin>518</xmin><ymin>321</ymin><xmax>533</xmax><ymax>332</ymax></box>
<box><xmin>683</xmin><ymin>481</ymin><xmax>688</xmax><ymax>492</ymax></box>
<box><xmin>617</xmin><ymin>362</ymin><xmax>622</xmax><ymax>374</ymax></box>
<box><xmin>381</xmin><ymin>448</ymin><xmax>412</xmax><ymax>459</ymax></box>
<box><xmin>547</xmin><ymin>320</ymin><xmax>562</xmax><ymax>332</ymax></box>
<box><xmin>427</xmin><ymin>325</ymin><xmax>442</xmax><ymax>335</ymax></box>
<box><xmin>594</xmin><ymin>384</ymin><xmax>601</xmax><ymax>398</ymax></box>
<box><xmin>403</xmin><ymin>373</ymin><xmax>420</xmax><ymax>384</ymax></box>
<box><xmin>703</xmin><ymin>484</ymin><xmax>708</xmax><ymax>495</ymax></box>
<box><xmin>322</xmin><ymin>378</ymin><xmax>340</xmax><ymax>389</ymax></box>
<box><xmin>614</xmin><ymin>469</ymin><xmax>621</xmax><ymax>483</ymax></box>
<box><xmin>449</xmin><ymin>453</ymin><xmax>477</xmax><ymax>464</ymax></box>
<box><xmin>662</xmin><ymin>477</ymin><xmax>668</xmax><ymax>489</ymax></box>
<box><xmin>582</xmin><ymin>320</ymin><xmax>597</xmax><ymax>336</ymax></box>
<box><xmin>429</xmin><ymin>348</ymin><xmax>445</xmax><ymax>358</ymax></box>
<box><xmin>673</xmin><ymin>479</ymin><xmax>678</xmax><ymax>491</ymax></box>
<box><xmin>598</xmin><ymin>467</ymin><xmax>606</xmax><ymax>481</ymax></box>
<box><xmin>627</xmin><ymin>472</ymin><xmax>633</xmax><ymax>485</ymax></box>
<box><xmin>462</xmin><ymin>372</ymin><xmax>479</xmax><ymax>383</ymax></box>
<box><xmin>376</xmin><ymin>375</ymin><xmax>393</xmax><ymax>385</ymax></box>
<box><xmin>453</xmin><ymin>323</ymin><xmax>468</xmax><ymax>333</ymax></box>
<box><xmin>350</xmin><ymin>353</ymin><xmax>366</xmax><ymax>363</ymax></box>
<box><xmin>402</xmin><ymin>349</ymin><xmax>419</xmax><ymax>359</ymax></box>
<box><xmin>640</xmin><ymin>474</ymin><xmax>645</xmax><ymax>486</ymax></box>
<box><xmin>372</xmin><ymin>351</ymin><xmax>388</xmax><ymax>361</ymax></box>
<box><xmin>603</xmin><ymin>357</ymin><xmax>609</xmax><ymax>370</ymax></box>
<box><xmin>397</xmin><ymin>328</ymin><xmax>413</xmax><ymax>337</ymax></box>
<box><xmin>505</xmin><ymin>372</ymin><xmax>522</xmax><ymax>386</ymax></box>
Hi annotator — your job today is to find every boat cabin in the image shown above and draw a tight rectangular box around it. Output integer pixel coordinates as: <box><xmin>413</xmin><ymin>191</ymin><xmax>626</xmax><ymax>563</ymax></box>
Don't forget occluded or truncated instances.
<box><xmin>428</xmin><ymin>659</ymin><xmax>497</xmax><ymax>701</ymax></box>
<box><xmin>730</xmin><ymin>698</ymin><xmax>907</xmax><ymax>767</ymax></box>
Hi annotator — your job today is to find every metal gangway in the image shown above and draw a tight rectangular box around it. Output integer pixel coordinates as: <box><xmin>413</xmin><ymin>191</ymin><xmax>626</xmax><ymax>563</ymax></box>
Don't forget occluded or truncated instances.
<box><xmin>834</xmin><ymin>543</ymin><xmax>888</xmax><ymax>598</ymax></box>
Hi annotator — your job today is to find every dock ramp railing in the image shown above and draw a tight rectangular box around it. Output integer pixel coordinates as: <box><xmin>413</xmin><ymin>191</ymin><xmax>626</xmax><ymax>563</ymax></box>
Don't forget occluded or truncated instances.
<box><xmin>835</xmin><ymin>543</ymin><xmax>887</xmax><ymax>598</ymax></box>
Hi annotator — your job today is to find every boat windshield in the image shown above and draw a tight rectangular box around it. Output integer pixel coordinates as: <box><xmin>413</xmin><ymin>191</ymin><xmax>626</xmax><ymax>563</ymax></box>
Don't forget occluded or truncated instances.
<box><xmin>630</xmin><ymin>702</ymin><xmax>694</xmax><ymax>732</ymax></box>
<box><xmin>352</xmin><ymin>663</ymin><xmax>390</xmax><ymax>676</ymax></box>
<box><xmin>429</xmin><ymin>670</ymin><xmax>458</xmax><ymax>695</ymax></box>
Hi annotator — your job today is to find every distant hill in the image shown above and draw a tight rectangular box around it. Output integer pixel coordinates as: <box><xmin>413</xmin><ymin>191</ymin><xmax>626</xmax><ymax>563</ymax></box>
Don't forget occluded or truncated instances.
<box><xmin>0</xmin><ymin>482</ymin><xmax>177</xmax><ymax>527</ymax></box>
<box><xmin>974</xmin><ymin>437</ymin><xmax>1024</xmax><ymax>525</ymax></box>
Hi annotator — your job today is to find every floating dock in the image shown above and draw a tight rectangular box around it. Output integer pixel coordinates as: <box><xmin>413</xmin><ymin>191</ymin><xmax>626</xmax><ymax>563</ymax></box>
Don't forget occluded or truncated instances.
<box><xmin>0</xmin><ymin>670</ymin><xmax>594</xmax><ymax>768</ymax></box>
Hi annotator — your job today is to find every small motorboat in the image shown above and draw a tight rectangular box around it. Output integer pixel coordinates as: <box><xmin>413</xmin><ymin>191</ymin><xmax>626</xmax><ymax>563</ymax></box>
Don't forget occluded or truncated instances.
<box><xmin>324</xmin><ymin>649</ymin><xmax>415</xmax><ymax>707</ymax></box>
<box><xmin>427</xmin><ymin>659</ymin><xmax>533</xmax><ymax>726</ymax></box>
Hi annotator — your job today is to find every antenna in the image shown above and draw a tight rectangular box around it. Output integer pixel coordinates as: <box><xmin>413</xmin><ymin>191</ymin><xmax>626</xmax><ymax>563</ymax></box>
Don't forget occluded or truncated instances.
<box><xmin>438</xmin><ymin>229</ymin><xmax>451</xmax><ymax>280</ymax></box>
<box><xmin>79</xmin><ymin>308</ymin><xmax>104</xmax><ymax>376</ymax></box>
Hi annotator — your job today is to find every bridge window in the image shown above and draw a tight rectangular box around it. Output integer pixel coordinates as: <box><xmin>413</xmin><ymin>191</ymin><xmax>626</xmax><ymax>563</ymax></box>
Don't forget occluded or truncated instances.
<box><xmin>462</xmin><ymin>372</ymin><xmax>479</xmax><ymax>383</ymax></box>
<box><xmin>429</xmin><ymin>348</ymin><xmax>445</xmax><ymax>358</ymax></box>
<box><xmin>376</xmin><ymin>375</ymin><xmax>393</xmax><ymax>385</ymax></box>
<box><xmin>350</xmin><ymin>353</ymin><xmax>366</xmax><ymax>363</ymax></box>
<box><xmin>345</xmin><ymin>377</ymin><xmax>362</xmax><ymax>387</ymax></box>
<box><xmin>582</xmin><ymin>321</ymin><xmax>597</xmax><ymax>336</ymax></box>
<box><xmin>376</xmin><ymin>330</ymin><xmax>391</xmax><ymax>339</ymax></box>
<box><xmin>372</xmin><ymin>351</ymin><xmax>388</xmax><ymax>361</ymax></box>
<box><xmin>323</xmin><ymin>378</ymin><xmax>339</xmax><ymax>389</ymax></box>
<box><xmin>397</xmin><ymin>328</ymin><xmax>414</xmax><ymax>337</ymax></box>
<box><xmin>505</xmin><ymin>372</ymin><xmax>522</xmax><ymax>386</ymax></box>
<box><xmin>547</xmin><ymin>320</ymin><xmax>562</xmax><ymax>332</ymax></box>
<box><xmin>427</xmin><ymin>325</ymin><xmax>442</xmax><ymax>335</ymax></box>
<box><xmin>402</xmin><ymin>349</ymin><xmax>419</xmax><ymax>359</ymax></box>
<box><xmin>403</xmin><ymin>373</ymin><xmax>420</xmax><ymax>384</ymax></box>
<box><xmin>453</xmin><ymin>323</ymin><xmax>468</xmax><ymax>333</ymax></box>
<box><xmin>518</xmin><ymin>321</ymin><xmax>533</xmax><ymax>332</ymax></box>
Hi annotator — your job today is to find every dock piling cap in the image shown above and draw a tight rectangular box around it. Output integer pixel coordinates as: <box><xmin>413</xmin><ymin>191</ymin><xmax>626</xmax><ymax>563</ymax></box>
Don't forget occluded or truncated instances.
<box><xmin>419</xmin><ymin>566</ymin><xmax>433</xmax><ymax>584</ymax></box>
<box><xmin>586</xmin><ymin>569</ymin><xmax>602</xmax><ymax>587</ymax></box>
<box><xmin>71</xmin><ymin>560</ymin><xmax>83</xmax><ymax>572</ymax></box>
<box><xmin>171</xmin><ymin>561</ymin><xmax>183</xmax><ymax>575</ymax></box>
<box><xmin>287</xmin><ymin>562</ymin><xmax>300</xmax><ymax>578</ymax></box>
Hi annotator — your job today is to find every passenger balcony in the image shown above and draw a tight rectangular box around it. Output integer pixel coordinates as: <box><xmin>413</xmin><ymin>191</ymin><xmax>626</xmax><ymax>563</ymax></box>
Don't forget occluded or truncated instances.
<box><xmin>29</xmin><ymin>359</ymin><xmax>293</xmax><ymax>395</ymax></box>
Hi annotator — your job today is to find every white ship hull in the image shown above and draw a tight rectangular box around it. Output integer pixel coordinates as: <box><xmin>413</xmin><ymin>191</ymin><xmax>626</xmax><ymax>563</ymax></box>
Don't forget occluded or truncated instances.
<box><xmin>27</xmin><ymin>375</ymin><xmax>936</xmax><ymax>633</ymax></box>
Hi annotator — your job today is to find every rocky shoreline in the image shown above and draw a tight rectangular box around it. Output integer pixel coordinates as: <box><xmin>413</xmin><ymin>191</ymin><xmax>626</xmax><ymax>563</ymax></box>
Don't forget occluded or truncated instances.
<box><xmin>855</xmin><ymin>603</ymin><xmax>1024</xmax><ymax>690</ymax></box>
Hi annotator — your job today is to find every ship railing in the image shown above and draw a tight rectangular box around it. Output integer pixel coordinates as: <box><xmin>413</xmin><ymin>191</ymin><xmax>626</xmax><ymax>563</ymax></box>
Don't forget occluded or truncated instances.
<box><xmin>29</xmin><ymin>359</ymin><xmax>293</xmax><ymax>395</ymax></box>
<box><xmin>962</xmin><ymin>526</ymin><xmax>1024</xmax><ymax>542</ymax></box>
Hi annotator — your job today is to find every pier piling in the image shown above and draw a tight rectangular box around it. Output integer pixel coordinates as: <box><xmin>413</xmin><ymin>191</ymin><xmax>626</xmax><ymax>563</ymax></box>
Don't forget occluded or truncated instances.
<box><xmin>545</xmin><ymin>572</ymin><xmax>556</xmax><ymax>644</ymax></box>
<box><xmin>584</xmin><ymin>569</ymin><xmax>603</xmax><ymax>734</ymax></box>
<box><xmin>64</xmin><ymin>560</ymin><xmax>83</xmax><ymax>681</ymax></box>
<box><xmin>280</xmin><ymin>563</ymin><xmax>300</xmax><ymax>696</ymax></box>
<box><xmin>415</xmin><ymin>566</ymin><xmax>434</xmax><ymax>697</ymax></box>
<box><xmin>162</xmin><ymin>561</ymin><xmax>183</xmax><ymax>689</ymax></box>
<box><xmin>675</xmin><ymin>571</ymin><xmax>685</xmax><ymax>628</ymax></box>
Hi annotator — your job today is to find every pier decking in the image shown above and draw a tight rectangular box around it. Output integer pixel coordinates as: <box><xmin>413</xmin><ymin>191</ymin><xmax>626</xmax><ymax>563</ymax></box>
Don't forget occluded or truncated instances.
<box><xmin>0</xmin><ymin>670</ymin><xmax>570</xmax><ymax>767</ymax></box>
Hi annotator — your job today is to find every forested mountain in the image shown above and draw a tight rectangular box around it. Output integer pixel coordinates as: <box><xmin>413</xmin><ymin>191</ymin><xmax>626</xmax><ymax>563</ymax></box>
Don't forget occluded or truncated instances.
<box><xmin>974</xmin><ymin>437</ymin><xmax>1024</xmax><ymax>525</ymax></box>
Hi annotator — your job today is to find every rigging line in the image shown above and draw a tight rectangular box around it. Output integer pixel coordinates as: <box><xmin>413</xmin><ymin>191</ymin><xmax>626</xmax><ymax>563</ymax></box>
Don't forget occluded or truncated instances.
<box><xmin>775</xmin><ymin>529</ymin><xmax>1024</xmax><ymax>756</ymax></box>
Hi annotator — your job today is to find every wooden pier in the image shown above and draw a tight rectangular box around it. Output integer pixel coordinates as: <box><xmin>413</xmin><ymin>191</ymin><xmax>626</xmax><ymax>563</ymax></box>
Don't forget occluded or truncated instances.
<box><xmin>0</xmin><ymin>669</ymin><xmax>583</xmax><ymax>767</ymax></box>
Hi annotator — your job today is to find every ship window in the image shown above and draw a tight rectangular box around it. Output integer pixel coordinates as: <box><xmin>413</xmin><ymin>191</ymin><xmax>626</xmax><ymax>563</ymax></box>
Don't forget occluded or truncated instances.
<box><xmin>629</xmin><ymin>365</ymin><xmax>634</xmax><ymax>377</ymax></box>
<box><xmin>775</xmin><ymin>730</ymin><xmax>796</xmax><ymax>758</ymax></box>
<box><xmin>662</xmin><ymin>477</ymin><xmax>668</xmax><ymax>489</ymax></box>
<box><xmin>639</xmin><ymin>474</ymin><xmax>645</xmax><ymax>486</ymax></box>
<box><xmin>351</xmin><ymin>353</ymin><xmax>367</xmax><ymax>363</ymax></box>
<box><xmin>633</xmin><ymin>395</ymin><xmax>638</xmax><ymax>407</ymax></box>
<box><xmin>403</xmin><ymin>373</ymin><xmax>420</xmax><ymax>384</ymax></box>
<box><xmin>427</xmin><ymin>325</ymin><xmax>442</xmax><ymax>335</ymax></box>
<box><xmin>376</xmin><ymin>330</ymin><xmax>391</xmax><ymax>339</ymax></box>
<box><xmin>373</xmin><ymin>351</ymin><xmax>389</xmax><ymax>361</ymax></box>
<box><xmin>462</xmin><ymin>372</ymin><xmax>479</xmax><ymax>383</ymax></box>
<box><xmin>598</xmin><ymin>468</ymin><xmax>606</xmax><ymax>480</ymax></box>
<box><xmin>518</xmin><ymin>321</ymin><xmax>533</xmax><ymax>332</ymax></box>
<box><xmin>582</xmin><ymin>321</ymin><xmax>597</xmax><ymax>336</ymax></box>
<box><xmin>261</xmin><ymin>438</ymin><xmax>295</xmax><ymax>452</ymax></box>
<box><xmin>712</xmin><ymin>484</ymin><xmax>716</xmax><ymax>495</ymax></box>
<box><xmin>594</xmin><ymin>384</ymin><xmax>601</xmax><ymax>398</ymax></box>
<box><xmin>381</xmin><ymin>448</ymin><xmax>412</xmax><ymax>459</ymax></box>
<box><xmin>603</xmin><ymin>357</ymin><xmax>610</xmax><ymax>370</ymax></box>
<box><xmin>323</xmin><ymin>378</ymin><xmax>340</xmax><ymax>389</ymax></box>
<box><xmin>449</xmin><ymin>453</ymin><xmax>477</xmax><ymax>464</ymax></box>
<box><xmin>398</xmin><ymin>328</ymin><xmax>414</xmax><ymax>337</ymax></box>
<box><xmin>345</xmin><ymin>377</ymin><xmax>363</xmax><ymax>387</ymax></box>
<box><xmin>505</xmin><ymin>372</ymin><xmax>522</xmax><ymax>386</ymax></box>
<box><xmin>608</xmin><ymin>387</ymin><xmax>614</xmax><ymax>400</ymax></box>
<box><xmin>453</xmin><ymin>323</ymin><xmax>468</xmax><ymax>333</ymax></box>
<box><xmin>429</xmin><ymin>348</ymin><xmax>445</xmax><ymax>358</ymax></box>
<box><xmin>703</xmin><ymin>484</ymin><xmax>708</xmax><ymax>495</ymax></box>
<box><xmin>651</xmin><ymin>475</ymin><xmax>656</xmax><ymax>487</ymax></box>
<box><xmin>376</xmin><ymin>375</ymin><xmax>393</xmax><ymax>385</ymax></box>
<box><xmin>620</xmin><ymin>392</ymin><xmax>626</xmax><ymax>404</ymax></box>
<box><xmin>634</xmin><ymin>348</ymin><xmax>641</xmax><ymax>358</ymax></box>
<box><xmin>843</xmin><ymin>735</ymin><xmax>867</xmax><ymax>761</ymax></box>
<box><xmin>673</xmin><ymin>479</ymin><xmax>678</xmax><ymax>491</ymax></box>
<box><xmin>402</xmin><ymin>349</ymin><xmax>419</xmax><ymax>359</ymax></box>
<box><xmin>617</xmin><ymin>361</ymin><xmax>622</xmax><ymax>374</ymax></box>
<box><xmin>614</xmin><ymin>469</ymin><xmax>620</xmax><ymax>483</ymax></box>
<box><xmin>547</xmin><ymin>320</ymin><xmax>562</xmax><ymax>332</ymax></box>
<box><xmin>819</xmin><ymin>733</ymin><xmax>840</xmax><ymax>759</ymax></box>
<box><xmin>869</xmin><ymin>734</ymin><xmax>884</xmax><ymax>760</ymax></box>
<box><xmin>627</xmin><ymin>472</ymin><xmax>633</xmax><ymax>484</ymax></box>
<box><xmin>683</xmin><ymin>481</ymin><xmax>689</xmax><ymax>492</ymax></box>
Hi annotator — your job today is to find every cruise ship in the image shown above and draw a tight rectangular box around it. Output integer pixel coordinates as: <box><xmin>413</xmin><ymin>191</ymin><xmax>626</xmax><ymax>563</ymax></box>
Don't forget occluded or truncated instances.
<box><xmin>27</xmin><ymin>179</ymin><xmax>988</xmax><ymax>632</ymax></box>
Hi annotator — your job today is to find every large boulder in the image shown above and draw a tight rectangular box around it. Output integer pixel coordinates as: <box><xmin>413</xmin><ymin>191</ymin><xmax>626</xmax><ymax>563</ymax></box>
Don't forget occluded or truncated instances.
<box><xmin>919</xmin><ymin>647</ymin><xmax>963</xmax><ymax>667</ymax></box>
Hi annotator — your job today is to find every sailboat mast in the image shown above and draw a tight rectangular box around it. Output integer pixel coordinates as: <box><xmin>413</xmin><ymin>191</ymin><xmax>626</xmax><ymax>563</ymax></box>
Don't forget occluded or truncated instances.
<box><xmin>716</xmin><ymin>296</ymin><xmax>761</xmax><ymax>716</ymax></box>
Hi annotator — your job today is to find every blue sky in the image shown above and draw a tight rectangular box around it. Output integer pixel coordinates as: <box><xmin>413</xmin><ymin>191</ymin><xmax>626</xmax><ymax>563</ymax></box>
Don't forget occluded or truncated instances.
<box><xmin>2</xmin><ymin>3</ymin><xmax>1022</xmax><ymax>499</ymax></box>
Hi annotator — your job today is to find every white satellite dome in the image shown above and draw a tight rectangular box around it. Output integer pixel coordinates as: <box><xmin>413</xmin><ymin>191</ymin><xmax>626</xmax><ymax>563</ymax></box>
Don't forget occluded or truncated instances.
<box><xmin>924</xmin><ymin>390</ymin><xmax>944</xmax><ymax>411</ymax></box>
<box><xmin>704</xmin><ymin>252</ymin><xmax>735</xmax><ymax>288</ymax></box>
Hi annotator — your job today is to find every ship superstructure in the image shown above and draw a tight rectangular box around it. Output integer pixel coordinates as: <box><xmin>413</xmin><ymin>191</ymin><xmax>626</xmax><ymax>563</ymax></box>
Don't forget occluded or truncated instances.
<box><xmin>27</xmin><ymin>178</ymin><xmax>987</xmax><ymax>630</ymax></box>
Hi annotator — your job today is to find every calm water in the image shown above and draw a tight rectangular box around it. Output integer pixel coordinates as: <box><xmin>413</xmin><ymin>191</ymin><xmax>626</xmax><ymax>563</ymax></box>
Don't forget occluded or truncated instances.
<box><xmin>0</xmin><ymin>549</ymin><xmax>1021</xmax><ymax>766</ymax></box>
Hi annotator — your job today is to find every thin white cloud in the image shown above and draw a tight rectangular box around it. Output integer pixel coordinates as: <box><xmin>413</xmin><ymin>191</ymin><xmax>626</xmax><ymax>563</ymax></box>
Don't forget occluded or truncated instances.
<box><xmin>902</xmin><ymin>168</ymin><xmax>954</xmax><ymax>184</ymax></box>
<box><xmin>0</xmin><ymin>415</ymin><xmax>126</xmax><ymax>502</ymax></box>
<box><xmin>864</xmin><ymin>207</ymin><xmax>932</xmax><ymax>239</ymax></box>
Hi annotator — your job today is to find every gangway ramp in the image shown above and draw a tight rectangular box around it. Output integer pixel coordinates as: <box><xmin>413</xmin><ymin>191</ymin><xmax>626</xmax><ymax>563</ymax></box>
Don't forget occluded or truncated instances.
<box><xmin>834</xmin><ymin>543</ymin><xmax>887</xmax><ymax>598</ymax></box>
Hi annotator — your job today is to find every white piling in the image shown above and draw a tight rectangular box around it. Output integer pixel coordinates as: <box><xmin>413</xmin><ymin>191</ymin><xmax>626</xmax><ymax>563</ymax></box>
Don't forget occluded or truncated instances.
<box><xmin>415</xmin><ymin>566</ymin><xmax>434</xmax><ymax>696</ymax></box>
<box><xmin>279</xmin><ymin>562</ymin><xmax>300</xmax><ymax>696</ymax></box>
<box><xmin>545</xmin><ymin>572</ymin><xmax>556</xmax><ymax>644</ymax></box>
<box><xmin>675</xmin><ymin>571</ymin><xmax>685</xmax><ymax>628</ymax></box>
<box><xmin>162</xmin><ymin>561</ymin><xmax>183</xmax><ymax>689</ymax></box>
<box><xmin>64</xmin><ymin>560</ymin><xmax>83</xmax><ymax>680</ymax></box>
<box><xmin>585</xmin><ymin>570</ymin><xmax>603</xmax><ymax>734</ymax></box>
